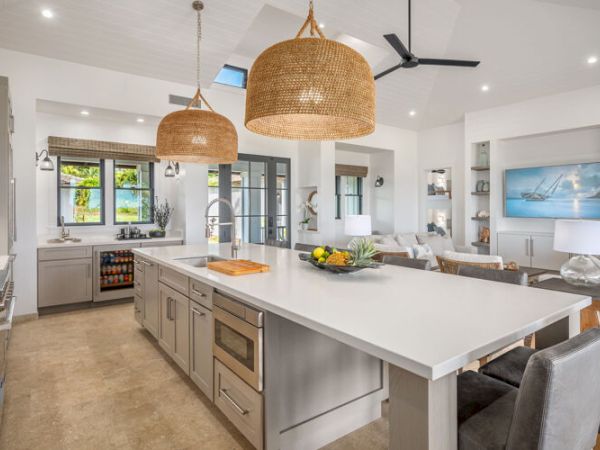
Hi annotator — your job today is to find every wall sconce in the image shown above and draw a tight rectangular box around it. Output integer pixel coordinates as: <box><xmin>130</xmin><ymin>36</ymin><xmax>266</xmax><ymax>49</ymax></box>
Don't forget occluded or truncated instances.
<box><xmin>374</xmin><ymin>176</ymin><xmax>384</xmax><ymax>187</ymax></box>
<box><xmin>164</xmin><ymin>161</ymin><xmax>180</xmax><ymax>178</ymax></box>
<box><xmin>35</xmin><ymin>149</ymin><xmax>54</xmax><ymax>171</ymax></box>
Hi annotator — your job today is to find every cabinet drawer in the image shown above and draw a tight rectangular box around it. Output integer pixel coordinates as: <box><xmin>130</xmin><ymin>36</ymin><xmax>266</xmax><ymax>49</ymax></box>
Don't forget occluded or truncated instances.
<box><xmin>38</xmin><ymin>246</ymin><xmax>92</xmax><ymax>261</ymax></box>
<box><xmin>133</xmin><ymin>257</ymin><xmax>145</xmax><ymax>274</ymax></box>
<box><xmin>38</xmin><ymin>258</ymin><xmax>93</xmax><ymax>307</ymax></box>
<box><xmin>134</xmin><ymin>295</ymin><xmax>143</xmax><ymax>325</ymax></box>
<box><xmin>189</xmin><ymin>279</ymin><xmax>213</xmax><ymax>310</ymax></box>
<box><xmin>159</xmin><ymin>266</ymin><xmax>189</xmax><ymax>296</ymax></box>
<box><xmin>134</xmin><ymin>278</ymin><xmax>143</xmax><ymax>297</ymax></box>
<box><xmin>214</xmin><ymin>359</ymin><xmax>263</xmax><ymax>450</ymax></box>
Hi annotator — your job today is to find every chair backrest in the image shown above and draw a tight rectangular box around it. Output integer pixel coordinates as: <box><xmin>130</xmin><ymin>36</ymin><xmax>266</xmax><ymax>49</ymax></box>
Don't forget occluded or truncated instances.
<box><xmin>294</xmin><ymin>243</ymin><xmax>315</xmax><ymax>252</ymax></box>
<box><xmin>383</xmin><ymin>255</ymin><xmax>431</xmax><ymax>270</ymax></box>
<box><xmin>457</xmin><ymin>265</ymin><xmax>528</xmax><ymax>286</ymax></box>
<box><xmin>506</xmin><ymin>328</ymin><xmax>600</xmax><ymax>450</ymax></box>
<box><xmin>266</xmin><ymin>239</ymin><xmax>289</xmax><ymax>249</ymax></box>
<box><xmin>437</xmin><ymin>256</ymin><xmax>504</xmax><ymax>275</ymax></box>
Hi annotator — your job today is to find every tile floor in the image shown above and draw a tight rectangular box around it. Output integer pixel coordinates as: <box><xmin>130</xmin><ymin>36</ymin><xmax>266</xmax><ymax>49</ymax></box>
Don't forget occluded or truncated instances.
<box><xmin>0</xmin><ymin>304</ymin><xmax>389</xmax><ymax>450</ymax></box>
<box><xmin>0</xmin><ymin>303</ymin><xmax>596</xmax><ymax>450</ymax></box>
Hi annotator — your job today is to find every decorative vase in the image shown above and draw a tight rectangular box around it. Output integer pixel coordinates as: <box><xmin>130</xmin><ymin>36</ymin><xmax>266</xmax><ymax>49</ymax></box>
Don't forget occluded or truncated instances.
<box><xmin>149</xmin><ymin>229</ymin><xmax>166</xmax><ymax>238</ymax></box>
<box><xmin>300</xmin><ymin>222</ymin><xmax>309</xmax><ymax>231</ymax></box>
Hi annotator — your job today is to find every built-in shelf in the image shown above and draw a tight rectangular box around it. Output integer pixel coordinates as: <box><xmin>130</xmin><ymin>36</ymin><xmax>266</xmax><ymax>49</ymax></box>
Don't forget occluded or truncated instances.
<box><xmin>298</xmin><ymin>229</ymin><xmax>319</xmax><ymax>234</ymax></box>
<box><xmin>471</xmin><ymin>217</ymin><xmax>490</xmax><ymax>221</ymax></box>
<box><xmin>471</xmin><ymin>241</ymin><xmax>490</xmax><ymax>248</ymax></box>
<box><xmin>471</xmin><ymin>166</ymin><xmax>490</xmax><ymax>172</ymax></box>
<box><xmin>471</xmin><ymin>191</ymin><xmax>490</xmax><ymax>196</ymax></box>
<box><xmin>427</xmin><ymin>194</ymin><xmax>451</xmax><ymax>200</ymax></box>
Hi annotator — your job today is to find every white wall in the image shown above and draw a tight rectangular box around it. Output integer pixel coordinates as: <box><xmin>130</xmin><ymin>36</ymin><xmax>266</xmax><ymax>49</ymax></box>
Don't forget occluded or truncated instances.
<box><xmin>418</xmin><ymin>122</ymin><xmax>465</xmax><ymax>246</ymax></box>
<box><xmin>35</xmin><ymin>111</ymin><xmax>178</xmax><ymax>236</ymax></box>
<box><xmin>370</xmin><ymin>151</ymin><xmax>395</xmax><ymax>234</ymax></box>
<box><xmin>0</xmin><ymin>48</ymin><xmax>417</xmax><ymax>316</ymax></box>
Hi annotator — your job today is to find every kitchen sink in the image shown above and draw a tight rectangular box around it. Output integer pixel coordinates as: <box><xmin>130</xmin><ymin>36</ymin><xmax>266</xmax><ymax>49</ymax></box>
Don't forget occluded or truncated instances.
<box><xmin>46</xmin><ymin>237</ymin><xmax>82</xmax><ymax>244</ymax></box>
<box><xmin>174</xmin><ymin>255</ymin><xmax>227</xmax><ymax>268</ymax></box>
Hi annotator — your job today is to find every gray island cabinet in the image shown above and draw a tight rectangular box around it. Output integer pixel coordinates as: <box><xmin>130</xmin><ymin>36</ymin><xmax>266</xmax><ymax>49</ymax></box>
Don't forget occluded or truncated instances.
<box><xmin>132</xmin><ymin>249</ymin><xmax>386</xmax><ymax>450</ymax></box>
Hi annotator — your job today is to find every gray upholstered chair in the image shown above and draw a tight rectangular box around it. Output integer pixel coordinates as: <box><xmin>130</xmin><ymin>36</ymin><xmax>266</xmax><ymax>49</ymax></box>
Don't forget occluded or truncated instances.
<box><xmin>382</xmin><ymin>255</ymin><xmax>431</xmax><ymax>270</ymax></box>
<box><xmin>458</xmin><ymin>328</ymin><xmax>600</xmax><ymax>449</ymax></box>
<box><xmin>457</xmin><ymin>265</ymin><xmax>528</xmax><ymax>286</ymax></box>
<box><xmin>266</xmin><ymin>239</ymin><xmax>289</xmax><ymax>249</ymax></box>
<box><xmin>294</xmin><ymin>243</ymin><xmax>315</xmax><ymax>252</ymax></box>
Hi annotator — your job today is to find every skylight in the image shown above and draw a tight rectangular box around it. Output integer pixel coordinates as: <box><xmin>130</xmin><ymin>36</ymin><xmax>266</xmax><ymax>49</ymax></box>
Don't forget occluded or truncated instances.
<box><xmin>214</xmin><ymin>65</ymin><xmax>248</xmax><ymax>89</ymax></box>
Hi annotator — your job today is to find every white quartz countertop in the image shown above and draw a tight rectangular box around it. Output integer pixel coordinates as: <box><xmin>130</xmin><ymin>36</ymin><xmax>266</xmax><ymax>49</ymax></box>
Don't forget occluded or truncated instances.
<box><xmin>0</xmin><ymin>255</ymin><xmax>9</xmax><ymax>271</ymax></box>
<box><xmin>37</xmin><ymin>235</ymin><xmax>183</xmax><ymax>249</ymax></box>
<box><xmin>133</xmin><ymin>243</ymin><xmax>591</xmax><ymax>380</ymax></box>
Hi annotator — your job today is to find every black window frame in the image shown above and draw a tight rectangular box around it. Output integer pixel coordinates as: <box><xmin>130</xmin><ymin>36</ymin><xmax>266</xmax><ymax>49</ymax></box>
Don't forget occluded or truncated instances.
<box><xmin>113</xmin><ymin>160</ymin><xmax>155</xmax><ymax>225</ymax></box>
<box><xmin>335</xmin><ymin>175</ymin><xmax>363</xmax><ymax>218</ymax></box>
<box><xmin>214</xmin><ymin>64</ymin><xmax>248</xmax><ymax>89</ymax></box>
<box><xmin>57</xmin><ymin>156</ymin><xmax>106</xmax><ymax>226</ymax></box>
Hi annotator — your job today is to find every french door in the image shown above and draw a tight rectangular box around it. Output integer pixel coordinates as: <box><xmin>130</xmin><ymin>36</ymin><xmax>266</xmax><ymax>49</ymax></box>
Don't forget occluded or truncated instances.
<box><xmin>207</xmin><ymin>154</ymin><xmax>291</xmax><ymax>248</ymax></box>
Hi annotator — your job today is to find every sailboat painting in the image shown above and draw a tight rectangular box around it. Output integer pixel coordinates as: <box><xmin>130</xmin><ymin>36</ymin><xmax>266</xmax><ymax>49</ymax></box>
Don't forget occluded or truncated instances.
<box><xmin>505</xmin><ymin>162</ymin><xmax>600</xmax><ymax>219</ymax></box>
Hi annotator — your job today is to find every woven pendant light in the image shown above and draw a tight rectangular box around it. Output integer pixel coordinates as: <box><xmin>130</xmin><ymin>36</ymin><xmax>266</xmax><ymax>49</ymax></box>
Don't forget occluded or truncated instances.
<box><xmin>156</xmin><ymin>1</ymin><xmax>238</xmax><ymax>164</ymax></box>
<box><xmin>245</xmin><ymin>1</ymin><xmax>375</xmax><ymax>141</ymax></box>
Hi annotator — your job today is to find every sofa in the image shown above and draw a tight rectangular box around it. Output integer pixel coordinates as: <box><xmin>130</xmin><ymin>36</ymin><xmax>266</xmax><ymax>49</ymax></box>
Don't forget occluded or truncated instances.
<box><xmin>358</xmin><ymin>232</ymin><xmax>474</xmax><ymax>269</ymax></box>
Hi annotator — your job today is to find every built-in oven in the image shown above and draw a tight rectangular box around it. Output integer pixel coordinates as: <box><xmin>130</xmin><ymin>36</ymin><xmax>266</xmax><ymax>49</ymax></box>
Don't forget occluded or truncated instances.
<box><xmin>213</xmin><ymin>292</ymin><xmax>264</xmax><ymax>392</ymax></box>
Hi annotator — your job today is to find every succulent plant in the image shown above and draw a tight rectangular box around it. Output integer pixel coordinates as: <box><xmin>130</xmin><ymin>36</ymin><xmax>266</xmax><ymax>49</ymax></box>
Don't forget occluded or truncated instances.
<box><xmin>349</xmin><ymin>238</ymin><xmax>378</xmax><ymax>267</ymax></box>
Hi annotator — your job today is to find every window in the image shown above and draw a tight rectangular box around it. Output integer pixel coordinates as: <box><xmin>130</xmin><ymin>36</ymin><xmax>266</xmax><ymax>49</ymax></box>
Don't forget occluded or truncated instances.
<box><xmin>335</xmin><ymin>175</ymin><xmax>363</xmax><ymax>218</ymax></box>
<box><xmin>214</xmin><ymin>65</ymin><xmax>248</xmax><ymax>89</ymax></box>
<box><xmin>114</xmin><ymin>160</ymin><xmax>154</xmax><ymax>224</ymax></box>
<box><xmin>58</xmin><ymin>157</ymin><xmax>105</xmax><ymax>225</ymax></box>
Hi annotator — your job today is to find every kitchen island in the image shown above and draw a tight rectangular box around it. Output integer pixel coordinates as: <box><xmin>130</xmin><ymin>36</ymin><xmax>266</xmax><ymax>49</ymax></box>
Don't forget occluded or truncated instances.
<box><xmin>133</xmin><ymin>243</ymin><xmax>591</xmax><ymax>450</ymax></box>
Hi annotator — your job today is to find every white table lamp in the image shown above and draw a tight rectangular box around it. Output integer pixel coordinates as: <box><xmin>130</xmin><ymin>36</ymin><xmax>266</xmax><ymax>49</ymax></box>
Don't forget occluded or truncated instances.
<box><xmin>553</xmin><ymin>220</ymin><xmax>600</xmax><ymax>286</ymax></box>
<box><xmin>345</xmin><ymin>215</ymin><xmax>372</xmax><ymax>237</ymax></box>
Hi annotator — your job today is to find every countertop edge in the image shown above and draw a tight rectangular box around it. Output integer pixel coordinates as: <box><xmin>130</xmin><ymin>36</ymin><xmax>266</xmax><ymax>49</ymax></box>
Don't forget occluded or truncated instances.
<box><xmin>37</xmin><ymin>236</ymin><xmax>184</xmax><ymax>249</ymax></box>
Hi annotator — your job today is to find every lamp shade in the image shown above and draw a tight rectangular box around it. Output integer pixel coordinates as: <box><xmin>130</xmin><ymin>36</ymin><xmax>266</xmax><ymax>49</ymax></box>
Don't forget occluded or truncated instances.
<box><xmin>554</xmin><ymin>220</ymin><xmax>600</xmax><ymax>254</ymax></box>
<box><xmin>156</xmin><ymin>108</ymin><xmax>238</xmax><ymax>164</ymax></box>
<box><xmin>345</xmin><ymin>215</ymin><xmax>372</xmax><ymax>236</ymax></box>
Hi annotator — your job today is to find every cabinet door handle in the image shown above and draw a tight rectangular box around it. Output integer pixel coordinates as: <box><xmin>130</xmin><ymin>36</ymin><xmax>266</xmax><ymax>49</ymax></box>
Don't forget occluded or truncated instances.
<box><xmin>530</xmin><ymin>238</ymin><xmax>534</xmax><ymax>258</ymax></box>
<box><xmin>87</xmin><ymin>264</ymin><xmax>91</xmax><ymax>279</ymax></box>
<box><xmin>11</xmin><ymin>178</ymin><xmax>16</xmax><ymax>242</ymax></box>
<box><xmin>143</xmin><ymin>261</ymin><xmax>153</xmax><ymax>267</ymax></box>
<box><xmin>525</xmin><ymin>238</ymin><xmax>529</xmax><ymax>256</ymax></box>
<box><xmin>219</xmin><ymin>389</ymin><xmax>249</xmax><ymax>416</ymax></box>
<box><xmin>191</xmin><ymin>288</ymin><xmax>206</xmax><ymax>297</ymax></box>
<box><xmin>192</xmin><ymin>307</ymin><xmax>206</xmax><ymax>317</ymax></box>
<box><xmin>166</xmin><ymin>297</ymin><xmax>172</xmax><ymax>320</ymax></box>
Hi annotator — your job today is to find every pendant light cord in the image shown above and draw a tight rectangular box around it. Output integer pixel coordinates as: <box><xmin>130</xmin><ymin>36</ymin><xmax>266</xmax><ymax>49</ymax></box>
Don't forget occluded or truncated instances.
<box><xmin>187</xmin><ymin>1</ymin><xmax>214</xmax><ymax>111</ymax></box>
<box><xmin>296</xmin><ymin>0</ymin><xmax>325</xmax><ymax>39</ymax></box>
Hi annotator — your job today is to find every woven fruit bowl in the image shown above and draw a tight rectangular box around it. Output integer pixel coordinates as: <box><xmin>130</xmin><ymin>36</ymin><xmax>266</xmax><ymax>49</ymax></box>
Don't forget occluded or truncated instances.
<box><xmin>298</xmin><ymin>240</ymin><xmax>382</xmax><ymax>274</ymax></box>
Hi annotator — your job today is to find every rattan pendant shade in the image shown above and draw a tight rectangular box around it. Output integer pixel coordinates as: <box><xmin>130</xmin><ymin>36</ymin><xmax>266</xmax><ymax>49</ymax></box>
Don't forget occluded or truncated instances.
<box><xmin>245</xmin><ymin>2</ymin><xmax>375</xmax><ymax>141</ymax></box>
<box><xmin>156</xmin><ymin>1</ymin><xmax>238</xmax><ymax>164</ymax></box>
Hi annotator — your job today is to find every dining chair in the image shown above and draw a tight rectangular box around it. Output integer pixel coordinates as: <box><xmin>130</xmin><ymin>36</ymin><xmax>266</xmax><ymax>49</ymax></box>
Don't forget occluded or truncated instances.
<box><xmin>457</xmin><ymin>328</ymin><xmax>600</xmax><ymax>449</ymax></box>
<box><xmin>294</xmin><ymin>243</ymin><xmax>315</xmax><ymax>252</ymax></box>
<box><xmin>382</xmin><ymin>255</ymin><xmax>431</xmax><ymax>270</ymax></box>
<box><xmin>266</xmin><ymin>239</ymin><xmax>289</xmax><ymax>249</ymax></box>
<box><xmin>437</xmin><ymin>256</ymin><xmax>504</xmax><ymax>275</ymax></box>
<box><xmin>457</xmin><ymin>265</ymin><xmax>528</xmax><ymax>286</ymax></box>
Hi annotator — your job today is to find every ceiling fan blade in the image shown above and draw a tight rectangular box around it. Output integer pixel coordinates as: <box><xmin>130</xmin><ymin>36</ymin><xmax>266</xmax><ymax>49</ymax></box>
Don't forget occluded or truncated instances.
<box><xmin>383</xmin><ymin>34</ymin><xmax>412</xmax><ymax>60</ymax></box>
<box><xmin>419</xmin><ymin>58</ymin><xmax>480</xmax><ymax>67</ymax></box>
<box><xmin>374</xmin><ymin>63</ymin><xmax>403</xmax><ymax>80</ymax></box>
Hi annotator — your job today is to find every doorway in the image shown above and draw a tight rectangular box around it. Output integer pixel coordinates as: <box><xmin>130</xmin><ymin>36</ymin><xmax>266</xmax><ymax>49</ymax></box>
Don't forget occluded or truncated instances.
<box><xmin>207</xmin><ymin>154</ymin><xmax>291</xmax><ymax>248</ymax></box>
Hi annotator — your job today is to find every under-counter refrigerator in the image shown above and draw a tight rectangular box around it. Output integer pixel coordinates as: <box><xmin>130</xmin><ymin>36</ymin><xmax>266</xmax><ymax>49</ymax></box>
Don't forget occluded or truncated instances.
<box><xmin>93</xmin><ymin>243</ymin><xmax>138</xmax><ymax>302</ymax></box>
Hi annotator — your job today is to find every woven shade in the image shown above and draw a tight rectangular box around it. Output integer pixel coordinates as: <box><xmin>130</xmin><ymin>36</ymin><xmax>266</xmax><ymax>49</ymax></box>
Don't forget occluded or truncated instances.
<box><xmin>48</xmin><ymin>136</ymin><xmax>158</xmax><ymax>162</ymax></box>
<box><xmin>336</xmin><ymin>164</ymin><xmax>368</xmax><ymax>177</ymax></box>
<box><xmin>156</xmin><ymin>103</ymin><xmax>238</xmax><ymax>164</ymax></box>
<box><xmin>245</xmin><ymin>4</ymin><xmax>375</xmax><ymax>141</ymax></box>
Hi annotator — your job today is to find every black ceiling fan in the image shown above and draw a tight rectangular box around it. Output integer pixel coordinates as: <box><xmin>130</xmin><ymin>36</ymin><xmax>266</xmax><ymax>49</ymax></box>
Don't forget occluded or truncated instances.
<box><xmin>375</xmin><ymin>0</ymin><xmax>480</xmax><ymax>80</ymax></box>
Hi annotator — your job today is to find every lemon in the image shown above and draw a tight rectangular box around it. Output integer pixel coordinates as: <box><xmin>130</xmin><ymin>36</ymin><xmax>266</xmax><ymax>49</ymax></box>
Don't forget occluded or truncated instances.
<box><xmin>312</xmin><ymin>247</ymin><xmax>325</xmax><ymax>260</ymax></box>
<box><xmin>318</xmin><ymin>257</ymin><xmax>326</xmax><ymax>263</ymax></box>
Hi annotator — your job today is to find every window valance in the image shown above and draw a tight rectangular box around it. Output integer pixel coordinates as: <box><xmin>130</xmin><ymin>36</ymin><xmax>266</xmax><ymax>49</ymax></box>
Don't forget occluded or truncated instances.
<box><xmin>335</xmin><ymin>164</ymin><xmax>368</xmax><ymax>177</ymax></box>
<box><xmin>48</xmin><ymin>136</ymin><xmax>159</xmax><ymax>162</ymax></box>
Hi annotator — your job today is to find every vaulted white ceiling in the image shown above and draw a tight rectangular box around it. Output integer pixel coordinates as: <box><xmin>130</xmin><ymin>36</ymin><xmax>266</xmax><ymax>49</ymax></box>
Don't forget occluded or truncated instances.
<box><xmin>1</xmin><ymin>0</ymin><xmax>599</xmax><ymax>130</ymax></box>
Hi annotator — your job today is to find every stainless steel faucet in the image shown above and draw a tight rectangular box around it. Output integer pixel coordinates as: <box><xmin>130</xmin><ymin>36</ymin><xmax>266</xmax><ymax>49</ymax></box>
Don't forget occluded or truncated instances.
<box><xmin>59</xmin><ymin>215</ymin><xmax>70</xmax><ymax>240</ymax></box>
<box><xmin>204</xmin><ymin>198</ymin><xmax>239</xmax><ymax>259</ymax></box>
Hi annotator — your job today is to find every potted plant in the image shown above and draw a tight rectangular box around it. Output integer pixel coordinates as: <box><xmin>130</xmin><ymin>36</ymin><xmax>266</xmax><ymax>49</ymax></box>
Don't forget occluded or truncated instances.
<box><xmin>150</xmin><ymin>198</ymin><xmax>174</xmax><ymax>238</ymax></box>
<box><xmin>299</xmin><ymin>217</ymin><xmax>310</xmax><ymax>231</ymax></box>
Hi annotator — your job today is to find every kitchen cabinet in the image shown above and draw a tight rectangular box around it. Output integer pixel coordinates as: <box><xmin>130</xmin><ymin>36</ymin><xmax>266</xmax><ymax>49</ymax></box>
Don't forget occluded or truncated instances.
<box><xmin>190</xmin><ymin>300</ymin><xmax>213</xmax><ymax>401</ymax></box>
<box><xmin>38</xmin><ymin>258</ymin><xmax>93</xmax><ymax>307</ymax></box>
<box><xmin>134</xmin><ymin>256</ymin><xmax>159</xmax><ymax>338</ymax></box>
<box><xmin>158</xmin><ymin>282</ymin><xmax>190</xmax><ymax>374</ymax></box>
<box><xmin>497</xmin><ymin>231</ymin><xmax>568</xmax><ymax>270</ymax></box>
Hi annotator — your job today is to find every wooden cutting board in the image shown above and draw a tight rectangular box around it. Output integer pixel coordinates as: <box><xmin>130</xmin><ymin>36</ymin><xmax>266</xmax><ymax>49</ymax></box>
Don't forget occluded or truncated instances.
<box><xmin>207</xmin><ymin>260</ymin><xmax>270</xmax><ymax>276</ymax></box>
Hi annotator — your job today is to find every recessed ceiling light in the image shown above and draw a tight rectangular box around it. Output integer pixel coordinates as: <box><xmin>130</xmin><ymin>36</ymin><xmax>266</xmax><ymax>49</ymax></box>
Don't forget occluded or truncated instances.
<box><xmin>80</xmin><ymin>110</ymin><xmax>90</xmax><ymax>116</ymax></box>
<box><xmin>409</xmin><ymin>110</ymin><xmax>416</xmax><ymax>117</ymax></box>
<box><xmin>481</xmin><ymin>84</ymin><xmax>490</xmax><ymax>92</ymax></box>
<box><xmin>41</xmin><ymin>9</ymin><xmax>54</xmax><ymax>18</ymax></box>
<box><xmin>136</xmin><ymin>118</ymin><xmax>145</xmax><ymax>123</ymax></box>
<box><xmin>319</xmin><ymin>23</ymin><xmax>325</xmax><ymax>29</ymax></box>
<box><xmin>587</xmin><ymin>56</ymin><xmax>598</xmax><ymax>65</ymax></box>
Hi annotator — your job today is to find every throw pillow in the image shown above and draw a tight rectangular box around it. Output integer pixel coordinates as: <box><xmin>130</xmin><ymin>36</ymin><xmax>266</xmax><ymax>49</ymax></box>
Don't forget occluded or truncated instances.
<box><xmin>416</xmin><ymin>233</ymin><xmax>455</xmax><ymax>256</ymax></box>
<box><xmin>412</xmin><ymin>244</ymin><xmax>437</xmax><ymax>268</ymax></box>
